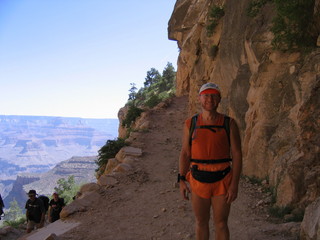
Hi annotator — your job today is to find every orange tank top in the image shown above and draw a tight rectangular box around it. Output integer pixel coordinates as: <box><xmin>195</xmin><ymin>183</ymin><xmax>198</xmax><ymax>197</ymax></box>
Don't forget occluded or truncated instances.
<box><xmin>186</xmin><ymin>113</ymin><xmax>231</xmax><ymax>171</ymax></box>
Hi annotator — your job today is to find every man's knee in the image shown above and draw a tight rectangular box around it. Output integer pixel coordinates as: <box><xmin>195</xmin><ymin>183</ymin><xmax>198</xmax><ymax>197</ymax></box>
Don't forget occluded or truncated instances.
<box><xmin>214</xmin><ymin>220</ymin><xmax>228</xmax><ymax>231</ymax></box>
<box><xmin>195</xmin><ymin>215</ymin><xmax>210</xmax><ymax>227</ymax></box>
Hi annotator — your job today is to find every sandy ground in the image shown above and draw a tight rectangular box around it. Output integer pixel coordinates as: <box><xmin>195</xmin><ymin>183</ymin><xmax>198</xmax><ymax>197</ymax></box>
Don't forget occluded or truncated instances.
<box><xmin>15</xmin><ymin>96</ymin><xmax>300</xmax><ymax>240</ymax></box>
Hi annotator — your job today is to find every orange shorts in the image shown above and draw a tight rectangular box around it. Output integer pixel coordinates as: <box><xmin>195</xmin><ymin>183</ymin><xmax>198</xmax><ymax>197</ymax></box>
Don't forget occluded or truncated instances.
<box><xmin>186</xmin><ymin>169</ymin><xmax>232</xmax><ymax>199</ymax></box>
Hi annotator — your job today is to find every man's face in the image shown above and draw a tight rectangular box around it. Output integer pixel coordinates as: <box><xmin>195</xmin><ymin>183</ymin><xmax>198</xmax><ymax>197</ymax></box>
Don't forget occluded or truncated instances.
<box><xmin>29</xmin><ymin>194</ymin><xmax>36</xmax><ymax>201</ymax></box>
<box><xmin>199</xmin><ymin>93</ymin><xmax>221</xmax><ymax>111</ymax></box>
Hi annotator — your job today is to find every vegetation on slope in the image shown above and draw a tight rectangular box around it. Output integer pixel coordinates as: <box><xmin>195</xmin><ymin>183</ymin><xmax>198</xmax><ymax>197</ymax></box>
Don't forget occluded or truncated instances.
<box><xmin>95</xmin><ymin>62</ymin><xmax>176</xmax><ymax>175</ymax></box>
<box><xmin>246</xmin><ymin>0</ymin><xmax>319</xmax><ymax>51</ymax></box>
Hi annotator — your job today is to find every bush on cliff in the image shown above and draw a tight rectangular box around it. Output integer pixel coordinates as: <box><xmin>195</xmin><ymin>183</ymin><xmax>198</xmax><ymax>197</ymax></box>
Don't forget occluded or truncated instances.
<box><xmin>121</xmin><ymin>104</ymin><xmax>144</xmax><ymax>129</ymax></box>
<box><xmin>123</xmin><ymin>62</ymin><xmax>176</xmax><ymax>128</ymax></box>
<box><xmin>129</xmin><ymin>62</ymin><xmax>175</xmax><ymax>107</ymax></box>
<box><xmin>96</xmin><ymin>138</ymin><xmax>127</xmax><ymax>173</ymax></box>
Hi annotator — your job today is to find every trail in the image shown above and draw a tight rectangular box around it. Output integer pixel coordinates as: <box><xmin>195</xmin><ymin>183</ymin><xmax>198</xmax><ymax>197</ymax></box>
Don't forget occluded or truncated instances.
<box><xmin>59</xmin><ymin>96</ymin><xmax>300</xmax><ymax>240</ymax></box>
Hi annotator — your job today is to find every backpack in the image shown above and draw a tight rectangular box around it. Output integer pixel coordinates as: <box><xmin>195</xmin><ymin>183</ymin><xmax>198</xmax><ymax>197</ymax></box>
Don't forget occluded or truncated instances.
<box><xmin>39</xmin><ymin>195</ymin><xmax>50</xmax><ymax>212</ymax></box>
<box><xmin>189</xmin><ymin>114</ymin><xmax>231</xmax><ymax>146</ymax></box>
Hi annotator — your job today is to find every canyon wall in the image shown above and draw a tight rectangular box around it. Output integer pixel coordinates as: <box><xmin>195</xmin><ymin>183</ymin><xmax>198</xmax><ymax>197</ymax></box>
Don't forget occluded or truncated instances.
<box><xmin>168</xmin><ymin>0</ymin><xmax>320</xmax><ymax>208</ymax></box>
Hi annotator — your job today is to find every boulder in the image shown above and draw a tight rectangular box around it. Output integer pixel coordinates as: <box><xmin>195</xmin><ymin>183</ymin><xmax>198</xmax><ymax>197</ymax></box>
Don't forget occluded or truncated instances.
<box><xmin>117</xmin><ymin>106</ymin><xmax>128</xmax><ymax>139</ymax></box>
<box><xmin>133</xmin><ymin>111</ymin><xmax>151</xmax><ymax>131</ymax></box>
<box><xmin>60</xmin><ymin>191</ymin><xmax>101</xmax><ymax>219</ymax></box>
<box><xmin>45</xmin><ymin>233</ymin><xmax>59</xmax><ymax>240</ymax></box>
<box><xmin>104</xmin><ymin>158</ymin><xmax>119</xmax><ymax>174</ymax></box>
<box><xmin>97</xmin><ymin>175</ymin><xmax>118</xmax><ymax>186</ymax></box>
<box><xmin>122</xmin><ymin>156</ymin><xmax>138</xmax><ymax>165</ymax></box>
<box><xmin>112</xmin><ymin>163</ymin><xmax>132</xmax><ymax>173</ymax></box>
<box><xmin>300</xmin><ymin>197</ymin><xmax>320</xmax><ymax>240</ymax></box>
<box><xmin>0</xmin><ymin>225</ymin><xmax>14</xmax><ymax>236</ymax></box>
<box><xmin>79</xmin><ymin>182</ymin><xmax>100</xmax><ymax>194</ymax></box>
<box><xmin>115</xmin><ymin>146</ymin><xmax>142</xmax><ymax>162</ymax></box>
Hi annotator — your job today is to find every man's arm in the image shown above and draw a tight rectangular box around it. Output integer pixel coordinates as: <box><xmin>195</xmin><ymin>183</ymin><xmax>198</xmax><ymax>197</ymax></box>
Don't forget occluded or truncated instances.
<box><xmin>48</xmin><ymin>206</ymin><xmax>52</xmax><ymax>222</ymax></box>
<box><xmin>25</xmin><ymin>202</ymin><xmax>29</xmax><ymax>221</ymax></box>
<box><xmin>226</xmin><ymin>118</ymin><xmax>243</xmax><ymax>204</ymax></box>
<box><xmin>38</xmin><ymin>199</ymin><xmax>45</xmax><ymax>226</ymax></box>
<box><xmin>179</xmin><ymin>122</ymin><xmax>191</xmax><ymax>200</ymax></box>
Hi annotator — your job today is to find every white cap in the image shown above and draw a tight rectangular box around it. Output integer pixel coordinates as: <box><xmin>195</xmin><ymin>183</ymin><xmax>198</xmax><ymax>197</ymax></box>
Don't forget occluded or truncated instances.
<box><xmin>199</xmin><ymin>83</ymin><xmax>221</xmax><ymax>94</ymax></box>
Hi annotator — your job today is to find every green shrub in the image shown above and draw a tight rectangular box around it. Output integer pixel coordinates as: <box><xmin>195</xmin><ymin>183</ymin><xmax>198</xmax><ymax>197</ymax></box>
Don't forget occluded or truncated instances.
<box><xmin>207</xmin><ymin>5</ymin><xmax>225</xmax><ymax>36</ymax></box>
<box><xmin>271</xmin><ymin>0</ymin><xmax>316</xmax><ymax>51</ymax></box>
<box><xmin>269</xmin><ymin>205</ymin><xmax>293</xmax><ymax>219</ymax></box>
<box><xmin>2</xmin><ymin>199</ymin><xmax>25</xmax><ymax>227</ymax></box>
<box><xmin>246</xmin><ymin>0</ymin><xmax>270</xmax><ymax>17</ymax></box>
<box><xmin>246</xmin><ymin>0</ymin><xmax>317</xmax><ymax>51</ymax></box>
<box><xmin>268</xmin><ymin>205</ymin><xmax>304</xmax><ymax>222</ymax></box>
<box><xmin>122</xmin><ymin>105</ymin><xmax>144</xmax><ymax>128</ymax></box>
<box><xmin>3</xmin><ymin>216</ymin><xmax>26</xmax><ymax>228</ymax></box>
<box><xmin>54</xmin><ymin>176</ymin><xmax>80</xmax><ymax>205</ymax></box>
<box><xmin>145</xmin><ymin>94</ymin><xmax>161</xmax><ymax>108</ymax></box>
<box><xmin>95</xmin><ymin>138</ymin><xmax>127</xmax><ymax>171</ymax></box>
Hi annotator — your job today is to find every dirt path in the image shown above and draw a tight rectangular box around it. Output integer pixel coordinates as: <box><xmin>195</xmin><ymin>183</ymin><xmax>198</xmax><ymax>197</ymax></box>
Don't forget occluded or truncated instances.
<box><xmin>59</xmin><ymin>96</ymin><xmax>300</xmax><ymax>240</ymax></box>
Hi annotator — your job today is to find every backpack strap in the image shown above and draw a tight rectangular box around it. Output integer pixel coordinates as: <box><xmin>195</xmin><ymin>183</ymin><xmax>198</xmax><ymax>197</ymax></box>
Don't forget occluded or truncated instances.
<box><xmin>189</xmin><ymin>114</ymin><xmax>198</xmax><ymax>146</ymax></box>
<box><xmin>224</xmin><ymin>116</ymin><xmax>231</xmax><ymax>146</ymax></box>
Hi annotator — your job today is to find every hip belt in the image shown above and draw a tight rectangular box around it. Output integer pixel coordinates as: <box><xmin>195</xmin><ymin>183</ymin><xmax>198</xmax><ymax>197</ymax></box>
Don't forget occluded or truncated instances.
<box><xmin>191</xmin><ymin>165</ymin><xmax>231</xmax><ymax>183</ymax></box>
<box><xmin>190</xmin><ymin>158</ymin><xmax>231</xmax><ymax>164</ymax></box>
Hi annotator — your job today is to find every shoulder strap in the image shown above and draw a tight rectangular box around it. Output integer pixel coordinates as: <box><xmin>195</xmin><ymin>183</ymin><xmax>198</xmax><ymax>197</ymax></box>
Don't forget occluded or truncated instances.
<box><xmin>223</xmin><ymin>116</ymin><xmax>231</xmax><ymax>146</ymax></box>
<box><xmin>189</xmin><ymin>114</ymin><xmax>198</xmax><ymax>146</ymax></box>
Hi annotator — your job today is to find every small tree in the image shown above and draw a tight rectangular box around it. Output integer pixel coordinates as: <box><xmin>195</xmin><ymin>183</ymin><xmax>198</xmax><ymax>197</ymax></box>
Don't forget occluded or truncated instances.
<box><xmin>128</xmin><ymin>83</ymin><xmax>137</xmax><ymax>101</ymax></box>
<box><xmin>54</xmin><ymin>176</ymin><xmax>80</xmax><ymax>204</ymax></box>
<box><xmin>3</xmin><ymin>199</ymin><xmax>26</xmax><ymax>227</ymax></box>
<box><xmin>161</xmin><ymin>62</ymin><xmax>176</xmax><ymax>92</ymax></box>
<box><xmin>144</xmin><ymin>68</ymin><xmax>161</xmax><ymax>88</ymax></box>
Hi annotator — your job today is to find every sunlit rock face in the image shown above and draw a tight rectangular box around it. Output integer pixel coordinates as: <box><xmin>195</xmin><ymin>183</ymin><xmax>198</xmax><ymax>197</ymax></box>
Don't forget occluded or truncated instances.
<box><xmin>168</xmin><ymin>0</ymin><xmax>320</xmax><ymax>208</ymax></box>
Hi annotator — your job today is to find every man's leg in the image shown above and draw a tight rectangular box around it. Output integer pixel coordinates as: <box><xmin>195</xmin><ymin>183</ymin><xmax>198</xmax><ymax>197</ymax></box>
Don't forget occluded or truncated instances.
<box><xmin>212</xmin><ymin>195</ymin><xmax>231</xmax><ymax>240</ymax></box>
<box><xmin>192</xmin><ymin>193</ymin><xmax>211</xmax><ymax>240</ymax></box>
<box><xmin>26</xmin><ymin>220</ymin><xmax>35</xmax><ymax>233</ymax></box>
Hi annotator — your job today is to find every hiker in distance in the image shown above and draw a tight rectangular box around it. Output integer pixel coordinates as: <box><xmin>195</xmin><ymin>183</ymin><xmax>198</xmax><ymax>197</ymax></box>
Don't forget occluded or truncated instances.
<box><xmin>48</xmin><ymin>192</ymin><xmax>65</xmax><ymax>223</ymax></box>
<box><xmin>25</xmin><ymin>190</ymin><xmax>46</xmax><ymax>233</ymax></box>
<box><xmin>0</xmin><ymin>194</ymin><xmax>4</xmax><ymax>220</ymax></box>
<box><xmin>178</xmin><ymin>82</ymin><xmax>242</xmax><ymax>240</ymax></box>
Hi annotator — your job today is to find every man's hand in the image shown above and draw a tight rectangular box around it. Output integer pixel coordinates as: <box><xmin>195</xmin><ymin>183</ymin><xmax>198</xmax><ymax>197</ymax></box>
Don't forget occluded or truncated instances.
<box><xmin>39</xmin><ymin>220</ymin><xmax>44</xmax><ymax>228</ymax></box>
<box><xmin>179</xmin><ymin>181</ymin><xmax>191</xmax><ymax>200</ymax></box>
<box><xmin>225</xmin><ymin>184</ymin><xmax>238</xmax><ymax>204</ymax></box>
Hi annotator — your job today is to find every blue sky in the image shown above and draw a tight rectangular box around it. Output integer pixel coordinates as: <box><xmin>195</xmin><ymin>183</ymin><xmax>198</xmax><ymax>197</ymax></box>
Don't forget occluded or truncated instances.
<box><xmin>0</xmin><ymin>0</ymin><xmax>178</xmax><ymax>119</ymax></box>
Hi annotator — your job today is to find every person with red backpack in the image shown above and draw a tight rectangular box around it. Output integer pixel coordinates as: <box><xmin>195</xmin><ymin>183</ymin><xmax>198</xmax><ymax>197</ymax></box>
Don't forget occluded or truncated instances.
<box><xmin>178</xmin><ymin>83</ymin><xmax>242</xmax><ymax>240</ymax></box>
<box><xmin>48</xmin><ymin>192</ymin><xmax>65</xmax><ymax>223</ymax></box>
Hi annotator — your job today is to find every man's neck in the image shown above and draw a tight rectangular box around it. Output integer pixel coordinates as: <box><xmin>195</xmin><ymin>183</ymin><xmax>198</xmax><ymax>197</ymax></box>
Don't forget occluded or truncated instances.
<box><xmin>201</xmin><ymin>111</ymin><xmax>219</xmax><ymax>121</ymax></box>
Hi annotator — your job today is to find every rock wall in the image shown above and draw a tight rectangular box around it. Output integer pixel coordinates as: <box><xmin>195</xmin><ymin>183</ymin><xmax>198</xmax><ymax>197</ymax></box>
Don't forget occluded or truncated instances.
<box><xmin>168</xmin><ymin>0</ymin><xmax>320</xmax><ymax>208</ymax></box>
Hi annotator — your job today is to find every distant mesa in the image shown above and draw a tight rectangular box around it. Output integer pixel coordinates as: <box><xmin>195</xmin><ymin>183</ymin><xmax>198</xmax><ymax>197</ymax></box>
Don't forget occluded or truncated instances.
<box><xmin>0</xmin><ymin>115</ymin><xmax>119</xmax><ymax>205</ymax></box>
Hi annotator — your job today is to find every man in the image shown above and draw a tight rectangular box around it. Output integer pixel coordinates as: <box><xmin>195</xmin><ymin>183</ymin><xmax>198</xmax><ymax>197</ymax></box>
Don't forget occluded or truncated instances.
<box><xmin>178</xmin><ymin>82</ymin><xmax>242</xmax><ymax>240</ymax></box>
<box><xmin>48</xmin><ymin>192</ymin><xmax>65</xmax><ymax>223</ymax></box>
<box><xmin>0</xmin><ymin>194</ymin><xmax>4</xmax><ymax>220</ymax></box>
<box><xmin>25</xmin><ymin>190</ymin><xmax>45</xmax><ymax>233</ymax></box>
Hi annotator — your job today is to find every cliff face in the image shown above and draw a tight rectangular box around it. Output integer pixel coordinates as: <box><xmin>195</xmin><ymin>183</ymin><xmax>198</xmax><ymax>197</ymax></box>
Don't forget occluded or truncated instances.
<box><xmin>169</xmin><ymin>0</ymin><xmax>320</xmax><ymax>208</ymax></box>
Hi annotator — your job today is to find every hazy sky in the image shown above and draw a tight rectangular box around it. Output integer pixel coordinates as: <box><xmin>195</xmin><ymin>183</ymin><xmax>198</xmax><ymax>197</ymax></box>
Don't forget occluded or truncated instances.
<box><xmin>0</xmin><ymin>0</ymin><xmax>178</xmax><ymax>119</ymax></box>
